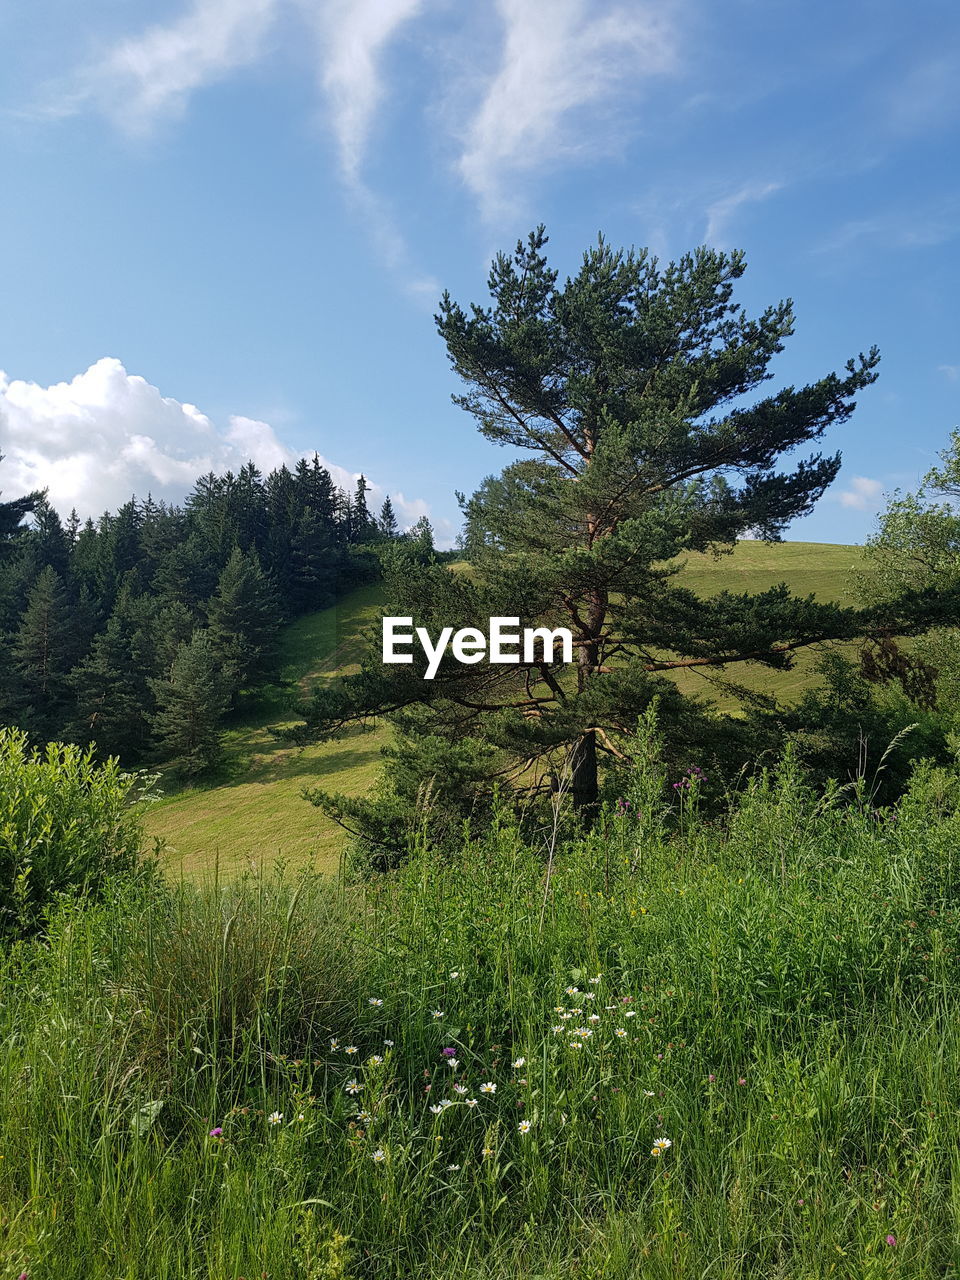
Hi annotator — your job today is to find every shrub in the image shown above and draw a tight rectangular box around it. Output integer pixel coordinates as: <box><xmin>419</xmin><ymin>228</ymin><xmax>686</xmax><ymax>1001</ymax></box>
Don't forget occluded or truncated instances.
<box><xmin>0</xmin><ymin>727</ymin><xmax>155</xmax><ymax>939</ymax></box>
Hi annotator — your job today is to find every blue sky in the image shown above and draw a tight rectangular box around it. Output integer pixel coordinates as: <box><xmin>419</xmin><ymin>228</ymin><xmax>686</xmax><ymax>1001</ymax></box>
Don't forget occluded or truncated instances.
<box><xmin>1</xmin><ymin>0</ymin><xmax>958</xmax><ymax>546</ymax></box>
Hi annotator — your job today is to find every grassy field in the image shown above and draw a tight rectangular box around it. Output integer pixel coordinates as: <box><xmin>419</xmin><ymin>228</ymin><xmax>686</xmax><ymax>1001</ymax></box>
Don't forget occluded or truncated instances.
<box><xmin>145</xmin><ymin>583</ymin><xmax>388</xmax><ymax>876</ymax></box>
<box><xmin>146</xmin><ymin>541</ymin><xmax>870</xmax><ymax>874</ymax></box>
<box><xmin>5</xmin><ymin>752</ymin><xmax>960</xmax><ymax>1277</ymax></box>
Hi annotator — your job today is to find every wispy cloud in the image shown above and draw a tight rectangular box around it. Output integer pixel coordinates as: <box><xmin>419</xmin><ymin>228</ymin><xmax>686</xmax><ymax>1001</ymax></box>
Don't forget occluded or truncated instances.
<box><xmin>459</xmin><ymin>0</ymin><xmax>678</xmax><ymax>220</ymax></box>
<box><xmin>816</xmin><ymin>198</ymin><xmax>960</xmax><ymax>256</ymax></box>
<box><xmin>302</xmin><ymin>0</ymin><xmax>426</xmax><ymax>184</ymax></box>
<box><xmin>704</xmin><ymin>181</ymin><xmax>782</xmax><ymax>247</ymax></box>
<box><xmin>836</xmin><ymin>475</ymin><xmax>883</xmax><ymax>511</ymax></box>
<box><xmin>937</xmin><ymin>364</ymin><xmax>959</xmax><ymax>382</ymax></box>
<box><xmin>65</xmin><ymin>0</ymin><xmax>280</xmax><ymax>133</ymax></box>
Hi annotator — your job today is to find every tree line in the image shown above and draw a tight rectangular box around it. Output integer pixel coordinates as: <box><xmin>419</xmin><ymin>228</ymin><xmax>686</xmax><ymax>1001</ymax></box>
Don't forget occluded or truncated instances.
<box><xmin>0</xmin><ymin>455</ymin><xmax>424</xmax><ymax>773</ymax></box>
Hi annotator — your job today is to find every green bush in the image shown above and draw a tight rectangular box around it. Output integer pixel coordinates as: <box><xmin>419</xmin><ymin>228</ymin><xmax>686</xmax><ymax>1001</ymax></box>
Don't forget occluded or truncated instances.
<box><xmin>0</xmin><ymin>727</ymin><xmax>155</xmax><ymax>939</ymax></box>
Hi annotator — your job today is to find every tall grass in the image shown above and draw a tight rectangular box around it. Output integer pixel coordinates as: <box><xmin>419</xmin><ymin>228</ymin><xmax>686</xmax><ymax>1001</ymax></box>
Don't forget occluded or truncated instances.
<box><xmin>3</xmin><ymin>749</ymin><xmax>960</xmax><ymax>1276</ymax></box>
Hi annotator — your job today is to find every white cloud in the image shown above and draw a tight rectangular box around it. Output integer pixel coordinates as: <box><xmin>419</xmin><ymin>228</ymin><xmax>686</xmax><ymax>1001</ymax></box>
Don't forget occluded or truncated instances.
<box><xmin>459</xmin><ymin>0</ymin><xmax>678</xmax><ymax>219</ymax></box>
<box><xmin>72</xmin><ymin>0</ymin><xmax>280</xmax><ymax>133</ymax></box>
<box><xmin>299</xmin><ymin>0</ymin><xmax>426</xmax><ymax>183</ymax></box>
<box><xmin>937</xmin><ymin>364</ymin><xmax>959</xmax><ymax>382</ymax></box>
<box><xmin>0</xmin><ymin>357</ymin><xmax>434</xmax><ymax>534</ymax></box>
<box><xmin>704</xmin><ymin>181</ymin><xmax>782</xmax><ymax>247</ymax></box>
<box><xmin>836</xmin><ymin>475</ymin><xmax>883</xmax><ymax>510</ymax></box>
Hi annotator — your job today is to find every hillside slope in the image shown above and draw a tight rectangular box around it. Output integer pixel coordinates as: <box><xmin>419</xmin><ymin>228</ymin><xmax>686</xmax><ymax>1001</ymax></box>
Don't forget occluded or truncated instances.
<box><xmin>145</xmin><ymin>541</ymin><xmax>870</xmax><ymax>872</ymax></box>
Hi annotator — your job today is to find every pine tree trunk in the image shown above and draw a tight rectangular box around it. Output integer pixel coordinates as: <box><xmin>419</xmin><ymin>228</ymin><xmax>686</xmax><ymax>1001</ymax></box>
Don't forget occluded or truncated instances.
<box><xmin>570</xmin><ymin>729</ymin><xmax>599</xmax><ymax>820</ymax></box>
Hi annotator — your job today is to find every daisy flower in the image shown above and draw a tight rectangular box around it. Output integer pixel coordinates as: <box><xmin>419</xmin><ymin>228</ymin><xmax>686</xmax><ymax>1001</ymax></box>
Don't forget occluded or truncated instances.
<box><xmin>518</xmin><ymin>1119</ymin><xmax>532</xmax><ymax>1134</ymax></box>
<box><xmin>371</xmin><ymin>1148</ymin><xmax>386</xmax><ymax>1163</ymax></box>
<box><xmin>614</xmin><ymin>1028</ymin><xmax>627</xmax><ymax>1038</ymax></box>
<box><xmin>268</xmin><ymin>1111</ymin><xmax>283</xmax><ymax>1125</ymax></box>
<box><xmin>465</xmin><ymin>1098</ymin><xmax>478</xmax><ymax>1108</ymax></box>
<box><xmin>512</xmin><ymin>1057</ymin><xmax>525</xmax><ymax>1068</ymax></box>
<box><xmin>432</xmin><ymin>1010</ymin><xmax>444</xmax><ymax>1019</ymax></box>
<box><xmin>345</xmin><ymin>1046</ymin><xmax>358</xmax><ymax>1055</ymax></box>
<box><xmin>368</xmin><ymin>998</ymin><xmax>383</xmax><ymax>1007</ymax></box>
<box><xmin>367</xmin><ymin>1055</ymin><xmax>383</xmax><ymax>1065</ymax></box>
<box><xmin>345</xmin><ymin>1080</ymin><xmax>361</xmax><ymax>1095</ymax></box>
<box><xmin>480</xmin><ymin>1082</ymin><xmax>497</xmax><ymax>1094</ymax></box>
<box><xmin>651</xmin><ymin>1137</ymin><xmax>672</xmax><ymax>1156</ymax></box>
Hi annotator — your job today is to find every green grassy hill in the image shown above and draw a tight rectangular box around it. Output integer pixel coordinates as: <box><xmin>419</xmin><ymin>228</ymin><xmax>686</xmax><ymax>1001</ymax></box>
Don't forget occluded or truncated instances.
<box><xmin>145</xmin><ymin>582</ymin><xmax>388</xmax><ymax>876</ymax></box>
<box><xmin>146</xmin><ymin>540</ymin><xmax>870</xmax><ymax>873</ymax></box>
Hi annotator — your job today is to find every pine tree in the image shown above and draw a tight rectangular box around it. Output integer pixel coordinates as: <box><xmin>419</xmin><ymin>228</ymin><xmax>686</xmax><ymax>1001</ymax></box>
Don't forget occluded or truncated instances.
<box><xmin>14</xmin><ymin>566</ymin><xmax>81</xmax><ymax>703</ymax></box>
<box><xmin>206</xmin><ymin>547</ymin><xmax>280</xmax><ymax>692</ymax></box>
<box><xmin>293</xmin><ymin>229</ymin><xmax>951</xmax><ymax>846</ymax></box>
<box><xmin>150</xmin><ymin>630</ymin><xmax>231</xmax><ymax>774</ymax></box>
<box><xmin>378</xmin><ymin>496</ymin><xmax>399</xmax><ymax>540</ymax></box>
<box><xmin>70</xmin><ymin>594</ymin><xmax>153</xmax><ymax>758</ymax></box>
<box><xmin>290</xmin><ymin>509</ymin><xmax>337</xmax><ymax>611</ymax></box>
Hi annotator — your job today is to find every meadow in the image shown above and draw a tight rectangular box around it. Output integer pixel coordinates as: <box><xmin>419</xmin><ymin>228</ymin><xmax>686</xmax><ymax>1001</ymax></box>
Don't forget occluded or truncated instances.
<box><xmin>145</xmin><ymin>541</ymin><xmax>871</xmax><ymax>874</ymax></box>
<box><xmin>2</xmin><ymin>721</ymin><xmax>958</xmax><ymax>1278</ymax></box>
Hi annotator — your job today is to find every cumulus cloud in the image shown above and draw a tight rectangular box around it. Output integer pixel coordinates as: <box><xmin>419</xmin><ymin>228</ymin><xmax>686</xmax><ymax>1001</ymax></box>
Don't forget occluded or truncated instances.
<box><xmin>459</xmin><ymin>0</ymin><xmax>678</xmax><ymax>219</ymax></box>
<box><xmin>0</xmin><ymin>357</ymin><xmax>433</xmax><ymax>534</ymax></box>
<box><xmin>836</xmin><ymin>475</ymin><xmax>883</xmax><ymax>510</ymax></box>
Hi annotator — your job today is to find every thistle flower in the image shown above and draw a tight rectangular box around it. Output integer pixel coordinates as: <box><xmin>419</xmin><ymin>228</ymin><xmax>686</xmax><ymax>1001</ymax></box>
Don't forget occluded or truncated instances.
<box><xmin>209</xmin><ymin>1126</ymin><xmax>223</xmax><ymax>1137</ymax></box>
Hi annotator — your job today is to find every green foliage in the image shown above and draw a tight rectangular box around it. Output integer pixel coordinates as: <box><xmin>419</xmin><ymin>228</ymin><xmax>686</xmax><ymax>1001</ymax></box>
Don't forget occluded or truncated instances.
<box><xmin>150</xmin><ymin>630</ymin><xmax>232</xmax><ymax>775</ymax></box>
<box><xmin>3</xmin><ymin>751</ymin><xmax>960</xmax><ymax>1275</ymax></box>
<box><xmin>0</xmin><ymin>727</ymin><xmax>153</xmax><ymax>939</ymax></box>
<box><xmin>861</xmin><ymin>427</ymin><xmax>960</xmax><ymax>717</ymax></box>
<box><xmin>206</xmin><ymin>545</ymin><xmax>281</xmax><ymax>693</ymax></box>
<box><xmin>0</xmin><ymin>450</ymin><xmax>379</xmax><ymax>766</ymax></box>
<box><xmin>291</xmin><ymin>229</ymin><xmax>951</xmax><ymax>850</ymax></box>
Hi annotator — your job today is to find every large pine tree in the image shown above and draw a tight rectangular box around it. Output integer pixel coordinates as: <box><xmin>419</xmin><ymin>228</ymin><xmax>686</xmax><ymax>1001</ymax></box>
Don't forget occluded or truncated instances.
<box><xmin>293</xmin><ymin>230</ymin><xmax>951</xmax><ymax>842</ymax></box>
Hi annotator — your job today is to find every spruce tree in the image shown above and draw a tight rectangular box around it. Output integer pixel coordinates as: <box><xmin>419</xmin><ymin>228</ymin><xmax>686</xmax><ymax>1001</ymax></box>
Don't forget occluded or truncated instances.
<box><xmin>294</xmin><ymin>229</ymin><xmax>952</xmax><ymax>844</ymax></box>
<box><xmin>69</xmin><ymin>589</ymin><xmax>155</xmax><ymax>758</ymax></box>
<box><xmin>150</xmin><ymin>630</ymin><xmax>231</xmax><ymax>774</ymax></box>
<box><xmin>14</xmin><ymin>566</ymin><xmax>81</xmax><ymax>704</ymax></box>
<box><xmin>206</xmin><ymin>547</ymin><xmax>280</xmax><ymax>692</ymax></box>
<box><xmin>378</xmin><ymin>496</ymin><xmax>399</xmax><ymax>540</ymax></box>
